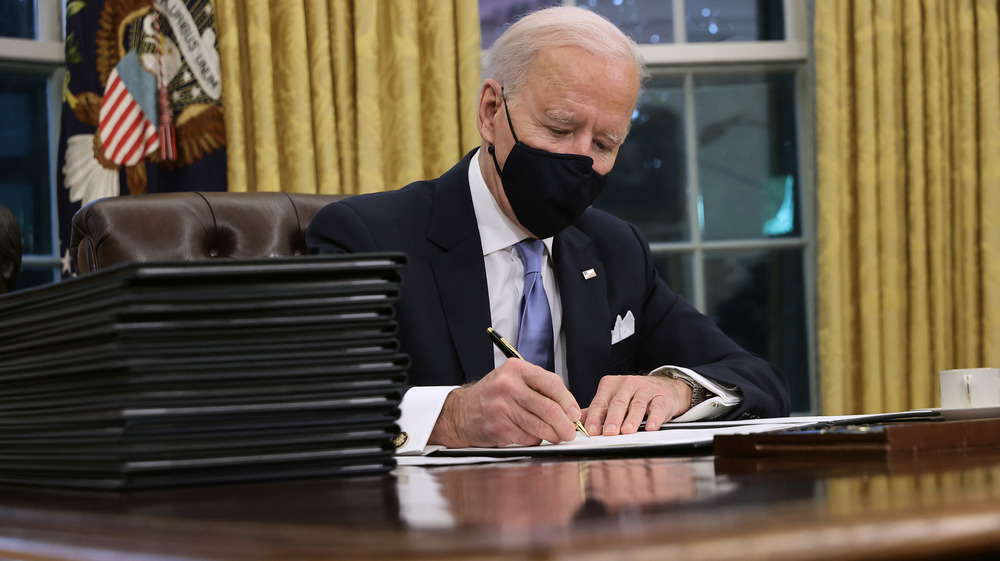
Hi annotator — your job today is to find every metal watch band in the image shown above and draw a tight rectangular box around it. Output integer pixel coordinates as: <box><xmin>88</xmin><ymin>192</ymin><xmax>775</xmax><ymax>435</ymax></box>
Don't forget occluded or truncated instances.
<box><xmin>656</xmin><ymin>367</ymin><xmax>709</xmax><ymax>410</ymax></box>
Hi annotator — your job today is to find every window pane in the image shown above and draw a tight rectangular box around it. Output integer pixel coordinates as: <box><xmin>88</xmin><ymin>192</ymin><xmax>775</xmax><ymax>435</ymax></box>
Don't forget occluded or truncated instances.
<box><xmin>694</xmin><ymin>71</ymin><xmax>799</xmax><ymax>241</ymax></box>
<box><xmin>0</xmin><ymin>72</ymin><xmax>53</xmax><ymax>257</ymax></box>
<box><xmin>480</xmin><ymin>0</ymin><xmax>676</xmax><ymax>48</ymax></box>
<box><xmin>704</xmin><ymin>248</ymin><xmax>809</xmax><ymax>412</ymax></box>
<box><xmin>12</xmin><ymin>266</ymin><xmax>58</xmax><ymax>292</ymax></box>
<box><xmin>580</xmin><ymin>0</ymin><xmax>674</xmax><ymax>44</ymax></box>
<box><xmin>652</xmin><ymin>251</ymin><xmax>693</xmax><ymax>303</ymax></box>
<box><xmin>0</xmin><ymin>0</ymin><xmax>36</xmax><ymax>39</ymax></box>
<box><xmin>595</xmin><ymin>74</ymin><xmax>687</xmax><ymax>242</ymax></box>
<box><xmin>685</xmin><ymin>0</ymin><xmax>784</xmax><ymax>43</ymax></box>
<box><xmin>479</xmin><ymin>0</ymin><xmax>561</xmax><ymax>49</ymax></box>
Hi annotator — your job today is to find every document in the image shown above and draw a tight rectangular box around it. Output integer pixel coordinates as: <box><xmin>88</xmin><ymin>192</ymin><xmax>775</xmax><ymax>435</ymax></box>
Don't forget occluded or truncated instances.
<box><xmin>428</xmin><ymin>422</ymin><xmax>796</xmax><ymax>457</ymax></box>
<box><xmin>394</xmin><ymin>455</ymin><xmax>529</xmax><ymax>467</ymax></box>
<box><xmin>407</xmin><ymin>410</ymin><xmax>940</xmax><ymax>460</ymax></box>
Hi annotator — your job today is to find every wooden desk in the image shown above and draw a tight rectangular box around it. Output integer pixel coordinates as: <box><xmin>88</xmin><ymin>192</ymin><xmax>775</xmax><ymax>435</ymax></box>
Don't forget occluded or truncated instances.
<box><xmin>2</xmin><ymin>451</ymin><xmax>1000</xmax><ymax>561</ymax></box>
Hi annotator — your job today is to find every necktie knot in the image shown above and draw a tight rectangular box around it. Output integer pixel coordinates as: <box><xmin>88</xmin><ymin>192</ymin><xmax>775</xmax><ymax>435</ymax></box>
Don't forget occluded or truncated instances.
<box><xmin>516</xmin><ymin>239</ymin><xmax>545</xmax><ymax>275</ymax></box>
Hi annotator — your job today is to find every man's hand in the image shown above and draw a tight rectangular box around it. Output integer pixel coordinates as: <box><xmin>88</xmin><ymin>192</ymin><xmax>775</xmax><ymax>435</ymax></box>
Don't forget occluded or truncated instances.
<box><xmin>582</xmin><ymin>375</ymin><xmax>691</xmax><ymax>436</ymax></box>
<box><xmin>429</xmin><ymin>358</ymin><xmax>583</xmax><ymax>448</ymax></box>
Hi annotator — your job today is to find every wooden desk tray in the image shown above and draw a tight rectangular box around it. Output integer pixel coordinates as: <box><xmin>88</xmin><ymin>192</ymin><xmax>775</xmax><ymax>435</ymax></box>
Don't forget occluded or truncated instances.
<box><xmin>714</xmin><ymin>417</ymin><xmax>1000</xmax><ymax>459</ymax></box>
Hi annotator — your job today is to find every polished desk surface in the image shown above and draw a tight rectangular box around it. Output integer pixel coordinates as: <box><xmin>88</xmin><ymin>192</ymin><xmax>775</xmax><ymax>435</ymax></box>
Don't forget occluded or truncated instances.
<box><xmin>2</xmin><ymin>451</ymin><xmax>1000</xmax><ymax>561</ymax></box>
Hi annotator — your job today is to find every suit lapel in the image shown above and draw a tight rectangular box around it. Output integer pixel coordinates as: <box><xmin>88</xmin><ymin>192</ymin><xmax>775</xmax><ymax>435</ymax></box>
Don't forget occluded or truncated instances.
<box><xmin>554</xmin><ymin>226</ymin><xmax>610</xmax><ymax>406</ymax></box>
<box><xmin>427</xmin><ymin>153</ymin><xmax>495</xmax><ymax>382</ymax></box>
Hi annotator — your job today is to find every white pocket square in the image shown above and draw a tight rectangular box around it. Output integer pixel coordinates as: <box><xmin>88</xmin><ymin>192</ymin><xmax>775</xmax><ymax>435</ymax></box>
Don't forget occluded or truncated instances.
<box><xmin>611</xmin><ymin>310</ymin><xmax>635</xmax><ymax>345</ymax></box>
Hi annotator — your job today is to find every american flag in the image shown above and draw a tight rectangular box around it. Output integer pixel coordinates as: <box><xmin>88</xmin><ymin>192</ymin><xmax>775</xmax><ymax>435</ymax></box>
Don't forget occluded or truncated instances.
<box><xmin>98</xmin><ymin>51</ymin><xmax>159</xmax><ymax>166</ymax></box>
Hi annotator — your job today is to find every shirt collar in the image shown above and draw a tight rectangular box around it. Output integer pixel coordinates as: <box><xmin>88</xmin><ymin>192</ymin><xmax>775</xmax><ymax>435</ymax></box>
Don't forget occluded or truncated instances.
<box><xmin>468</xmin><ymin>147</ymin><xmax>554</xmax><ymax>257</ymax></box>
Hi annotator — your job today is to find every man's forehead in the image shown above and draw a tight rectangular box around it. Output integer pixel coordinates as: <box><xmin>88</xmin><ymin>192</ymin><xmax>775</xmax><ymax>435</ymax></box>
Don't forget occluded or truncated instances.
<box><xmin>526</xmin><ymin>51</ymin><xmax>637</xmax><ymax>97</ymax></box>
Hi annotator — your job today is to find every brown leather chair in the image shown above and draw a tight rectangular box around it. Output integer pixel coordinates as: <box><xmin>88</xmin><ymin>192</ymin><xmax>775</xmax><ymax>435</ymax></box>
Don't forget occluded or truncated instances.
<box><xmin>70</xmin><ymin>191</ymin><xmax>345</xmax><ymax>274</ymax></box>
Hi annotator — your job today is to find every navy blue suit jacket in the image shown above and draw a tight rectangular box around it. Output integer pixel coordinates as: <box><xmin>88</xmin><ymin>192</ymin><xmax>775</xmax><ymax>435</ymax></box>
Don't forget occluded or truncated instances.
<box><xmin>306</xmin><ymin>151</ymin><xmax>790</xmax><ymax>419</ymax></box>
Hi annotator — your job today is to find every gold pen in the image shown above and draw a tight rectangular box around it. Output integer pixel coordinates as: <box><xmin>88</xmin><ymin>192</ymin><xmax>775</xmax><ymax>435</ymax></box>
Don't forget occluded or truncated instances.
<box><xmin>486</xmin><ymin>327</ymin><xmax>590</xmax><ymax>438</ymax></box>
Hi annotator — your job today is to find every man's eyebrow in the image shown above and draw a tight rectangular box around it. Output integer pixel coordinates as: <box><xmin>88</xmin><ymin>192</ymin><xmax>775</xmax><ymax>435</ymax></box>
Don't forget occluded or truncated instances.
<box><xmin>543</xmin><ymin>111</ymin><xmax>624</xmax><ymax>145</ymax></box>
<box><xmin>600</xmin><ymin>131</ymin><xmax>623</xmax><ymax>146</ymax></box>
<box><xmin>544</xmin><ymin>111</ymin><xmax>577</xmax><ymax>126</ymax></box>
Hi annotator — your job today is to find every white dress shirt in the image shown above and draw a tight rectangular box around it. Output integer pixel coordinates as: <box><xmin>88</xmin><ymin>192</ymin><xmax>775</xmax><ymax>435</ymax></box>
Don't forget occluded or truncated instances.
<box><xmin>396</xmin><ymin>149</ymin><xmax>737</xmax><ymax>454</ymax></box>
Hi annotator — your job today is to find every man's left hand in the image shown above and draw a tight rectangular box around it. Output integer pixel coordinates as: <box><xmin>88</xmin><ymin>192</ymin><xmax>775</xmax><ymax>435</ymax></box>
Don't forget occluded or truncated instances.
<box><xmin>581</xmin><ymin>375</ymin><xmax>691</xmax><ymax>436</ymax></box>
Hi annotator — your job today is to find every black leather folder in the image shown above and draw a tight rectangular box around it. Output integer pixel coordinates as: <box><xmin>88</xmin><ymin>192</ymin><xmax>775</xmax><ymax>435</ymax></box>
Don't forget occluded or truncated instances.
<box><xmin>0</xmin><ymin>254</ymin><xmax>408</xmax><ymax>489</ymax></box>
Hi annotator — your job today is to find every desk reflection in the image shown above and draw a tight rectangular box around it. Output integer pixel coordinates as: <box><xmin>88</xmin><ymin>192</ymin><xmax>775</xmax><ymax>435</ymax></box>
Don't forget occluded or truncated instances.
<box><xmin>4</xmin><ymin>452</ymin><xmax>1000</xmax><ymax>561</ymax></box>
<box><xmin>397</xmin><ymin>457</ymin><xmax>737</xmax><ymax>530</ymax></box>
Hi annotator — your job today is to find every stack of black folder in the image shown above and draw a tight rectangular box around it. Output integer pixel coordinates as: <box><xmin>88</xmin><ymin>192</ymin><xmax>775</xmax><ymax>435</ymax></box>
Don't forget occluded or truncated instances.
<box><xmin>0</xmin><ymin>254</ymin><xmax>408</xmax><ymax>489</ymax></box>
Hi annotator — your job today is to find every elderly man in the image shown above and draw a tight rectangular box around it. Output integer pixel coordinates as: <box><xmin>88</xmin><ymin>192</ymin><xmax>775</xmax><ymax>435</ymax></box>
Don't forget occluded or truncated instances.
<box><xmin>307</xmin><ymin>6</ymin><xmax>789</xmax><ymax>451</ymax></box>
<box><xmin>0</xmin><ymin>205</ymin><xmax>22</xmax><ymax>294</ymax></box>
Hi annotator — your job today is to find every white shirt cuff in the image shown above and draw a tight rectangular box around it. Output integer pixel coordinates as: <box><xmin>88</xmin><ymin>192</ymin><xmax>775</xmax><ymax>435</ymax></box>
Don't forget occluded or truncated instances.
<box><xmin>650</xmin><ymin>365</ymin><xmax>742</xmax><ymax>422</ymax></box>
<box><xmin>395</xmin><ymin>385</ymin><xmax>459</xmax><ymax>455</ymax></box>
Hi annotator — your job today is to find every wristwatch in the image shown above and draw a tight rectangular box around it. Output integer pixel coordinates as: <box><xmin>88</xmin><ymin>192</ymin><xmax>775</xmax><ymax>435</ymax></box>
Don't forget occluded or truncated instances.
<box><xmin>657</xmin><ymin>367</ymin><xmax>709</xmax><ymax>410</ymax></box>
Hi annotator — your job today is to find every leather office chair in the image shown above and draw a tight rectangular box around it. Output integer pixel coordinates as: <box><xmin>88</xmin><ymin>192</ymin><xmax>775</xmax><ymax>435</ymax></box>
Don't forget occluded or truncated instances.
<box><xmin>70</xmin><ymin>191</ymin><xmax>344</xmax><ymax>274</ymax></box>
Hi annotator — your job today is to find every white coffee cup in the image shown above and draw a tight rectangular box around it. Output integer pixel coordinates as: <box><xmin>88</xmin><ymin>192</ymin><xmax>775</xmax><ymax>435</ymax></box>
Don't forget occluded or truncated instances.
<box><xmin>939</xmin><ymin>368</ymin><xmax>1000</xmax><ymax>409</ymax></box>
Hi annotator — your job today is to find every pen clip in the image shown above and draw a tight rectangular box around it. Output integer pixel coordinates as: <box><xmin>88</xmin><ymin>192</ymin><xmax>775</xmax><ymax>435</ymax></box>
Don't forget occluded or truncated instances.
<box><xmin>487</xmin><ymin>326</ymin><xmax>524</xmax><ymax>360</ymax></box>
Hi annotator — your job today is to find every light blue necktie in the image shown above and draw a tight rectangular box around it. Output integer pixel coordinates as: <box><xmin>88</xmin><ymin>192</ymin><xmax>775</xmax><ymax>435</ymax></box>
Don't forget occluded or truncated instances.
<box><xmin>515</xmin><ymin>239</ymin><xmax>554</xmax><ymax>371</ymax></box>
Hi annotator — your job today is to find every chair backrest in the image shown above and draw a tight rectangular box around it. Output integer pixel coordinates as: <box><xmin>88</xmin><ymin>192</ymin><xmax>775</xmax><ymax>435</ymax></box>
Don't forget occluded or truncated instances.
<box><xmin>70</xmin><ymin>191</ymin><xmax>345</xmax><ymax>274</ymax></box>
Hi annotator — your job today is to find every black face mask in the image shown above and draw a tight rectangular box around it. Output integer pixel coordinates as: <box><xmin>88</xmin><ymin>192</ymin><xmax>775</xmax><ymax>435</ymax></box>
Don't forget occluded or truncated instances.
<box><xmin>488</xmin><ymin>94</ymin><xmax>608</xmax><ymax>239</ymax></box>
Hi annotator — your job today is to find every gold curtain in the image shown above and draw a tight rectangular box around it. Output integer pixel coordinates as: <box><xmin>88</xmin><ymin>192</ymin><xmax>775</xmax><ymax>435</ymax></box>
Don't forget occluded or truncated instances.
<box><xmin>815</xmin><ymin>0</ymin><xmax>1000</xmax><ymax>415</ymax></box>
<box><xmin>214</xmin><ymin>0</ymin><xmax>482</xmax><ymax>194</ymax></box>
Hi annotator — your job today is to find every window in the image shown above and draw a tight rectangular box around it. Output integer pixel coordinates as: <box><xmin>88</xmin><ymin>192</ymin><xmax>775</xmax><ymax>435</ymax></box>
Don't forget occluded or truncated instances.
<box><xmin>0</xmin><ymin>0</ymin><xmax>64</xmax><ymax>290</ymax></box>
<box><xmin>480</xmin><ymin>0</ymin><xmax>816</xmax><ymax>413</ymax></box>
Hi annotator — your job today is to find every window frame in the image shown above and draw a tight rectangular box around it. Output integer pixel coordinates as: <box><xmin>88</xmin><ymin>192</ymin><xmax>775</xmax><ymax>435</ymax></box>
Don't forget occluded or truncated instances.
<box><xmin>0</xmin><ymin>0</ymin><xmax>65</xmax><ymax>279</ymax></box>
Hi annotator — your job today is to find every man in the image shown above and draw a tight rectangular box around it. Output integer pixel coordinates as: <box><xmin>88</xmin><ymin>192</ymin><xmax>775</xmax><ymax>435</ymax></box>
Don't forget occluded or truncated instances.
<box><xmin>0</xmin><ymin>205</ymin><xmax>22</xmax><ymax>294</ymax></box>
<box><xmin>307</xmin><ymin>6</ymin><xmax>789</xmax><ymax>451</ymax></box>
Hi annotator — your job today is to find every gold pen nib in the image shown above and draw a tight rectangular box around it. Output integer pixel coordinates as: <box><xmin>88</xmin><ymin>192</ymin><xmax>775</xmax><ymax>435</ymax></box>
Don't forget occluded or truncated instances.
<box><xmin>575</xmin><ymin>420</ymin><xmax>591</xmax><ymax>438</ymax></box>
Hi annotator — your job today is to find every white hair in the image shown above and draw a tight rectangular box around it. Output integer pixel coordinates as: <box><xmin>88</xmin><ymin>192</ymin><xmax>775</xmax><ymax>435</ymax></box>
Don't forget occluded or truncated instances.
<box><xmin>482</xmin><ymin>6</ymin><xmax>649</xmax><ymax>103</ymax></box>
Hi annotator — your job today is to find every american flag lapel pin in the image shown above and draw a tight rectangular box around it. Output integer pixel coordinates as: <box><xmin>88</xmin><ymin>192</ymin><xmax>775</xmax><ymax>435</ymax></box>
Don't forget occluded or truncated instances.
<box><xmin>582</xmin><ymin>268</ymin><xmax>597</xmax><ymax>280</ymax></box>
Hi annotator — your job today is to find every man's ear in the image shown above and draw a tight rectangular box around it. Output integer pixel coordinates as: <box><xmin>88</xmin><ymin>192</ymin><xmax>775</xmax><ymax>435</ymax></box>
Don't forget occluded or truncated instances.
<box><xmin>477</xmin><ymin>79</ymin><xmax>504</xmax><ymax>144</ymax></box>
<box><xmin>0</xmin><ymin>262</ymin><xmax>13</xmax><ymax>292</ymax></box>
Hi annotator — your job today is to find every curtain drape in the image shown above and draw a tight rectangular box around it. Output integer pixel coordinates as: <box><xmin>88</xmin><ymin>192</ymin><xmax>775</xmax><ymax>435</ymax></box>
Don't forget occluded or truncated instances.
<box><xmin>815</xmin><ymin>0</ymin><xmax>1000</xmax><ymax>415</ymax></box>
<box><xmin>215</xmin><ymin>0</ymin><xmax>482</xmax><ymax>194</ymax></box>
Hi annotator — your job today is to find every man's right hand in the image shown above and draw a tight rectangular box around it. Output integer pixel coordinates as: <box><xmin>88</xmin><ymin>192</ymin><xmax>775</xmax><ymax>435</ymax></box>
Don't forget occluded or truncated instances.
<box><xmin>428</xmin><ymin>358</ymin><xmax>583</xmax><ymax>448</ymax></box>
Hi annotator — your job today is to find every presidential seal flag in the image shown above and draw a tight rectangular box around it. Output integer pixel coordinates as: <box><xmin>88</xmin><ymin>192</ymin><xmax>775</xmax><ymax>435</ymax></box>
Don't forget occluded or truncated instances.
<box><xmin>57</xmin><ymin>0</ymin><xmax>227</xmax><ymax>277</ymax></box>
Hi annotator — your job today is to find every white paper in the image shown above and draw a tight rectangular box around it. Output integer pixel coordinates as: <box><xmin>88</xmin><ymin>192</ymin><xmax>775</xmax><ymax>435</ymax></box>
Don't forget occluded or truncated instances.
<box><xmin>394</xmin><ymin>455</ymin><xmax>529</xmax><ymax>467</ymax></box>
<box><xmin>431</xmin><ymin>422</ymin><xmax>796</xmax><ymax>457</ymax></box>
<box><xmin>427</xmin><ymin>411</ymin><xmax>941</xmax><ymax>457</ymax></box>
